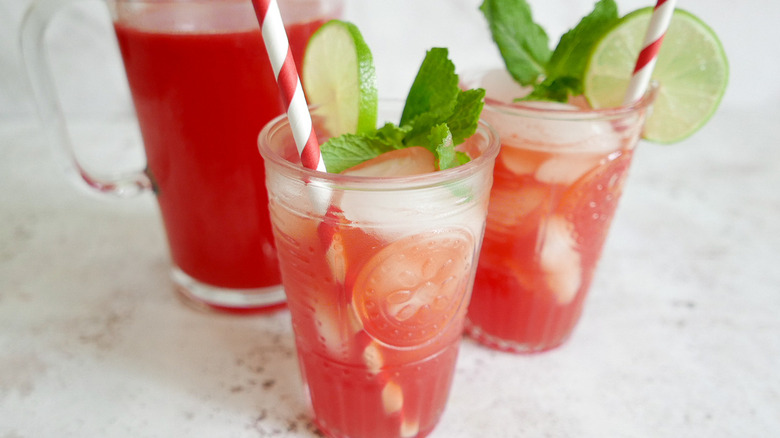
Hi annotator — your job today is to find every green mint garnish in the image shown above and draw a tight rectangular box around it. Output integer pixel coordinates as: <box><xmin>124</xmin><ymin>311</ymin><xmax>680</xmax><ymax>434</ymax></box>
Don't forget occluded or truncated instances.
<box><xmin>479</xmin><ymin>0</ymin><xmax>551</xmax><ymax>86</ymax></box>
<box><xmin>319</xmin><ymin>134</ymin><xmax>396</xmax><ymax>174</ymax></box>
<box><xmin>446</xmin><ymin>88</ymin><xmax>488</xmax><ymax>145</ymax></box>
<box><xmin>401</xmin><ymin>48</ymin><xmax>461</xmax><ymax>127</ymax></box>
<box><xmin>481</xmin><ymin>0</ymin><xmax>619</xmax><ymax>102</ymax></box>
<box><xmin>320</xmin><ymin>48</ymin><xmax>484</xmax><ymax>173</ymax></box>
<box><xmin>428</xmin><ymin>124</ymin><xmax>456</xmax><ymax>170</ymax></box>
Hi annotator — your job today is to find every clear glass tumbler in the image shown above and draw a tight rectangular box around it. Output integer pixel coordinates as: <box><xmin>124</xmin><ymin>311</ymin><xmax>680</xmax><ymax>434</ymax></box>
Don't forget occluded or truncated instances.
<box><xmin>464</xmin><ymin>70</ymin><xmax>657</xmax><ymax>353</ymax></box>
<box><xmin>258</xmin><ymin>102</ymin><xmax>499</xmax><ymax>438</ymax></box>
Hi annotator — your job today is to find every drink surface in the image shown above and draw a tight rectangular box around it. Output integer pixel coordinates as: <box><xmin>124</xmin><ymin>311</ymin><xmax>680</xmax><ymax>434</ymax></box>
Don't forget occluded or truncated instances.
<box><xmin>465</xmin><ymin>73</ymin><xmax>647</xmax><ymax>352</ymax></box>
<box><xmin>113</xmin><ymin>3</ymin><xmax>325</xmax><ymax>291</ymax></box>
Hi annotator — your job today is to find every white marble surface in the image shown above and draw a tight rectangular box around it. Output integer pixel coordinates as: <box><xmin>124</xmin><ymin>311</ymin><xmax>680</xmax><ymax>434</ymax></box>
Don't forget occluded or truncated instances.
<box><xmin>2</xmin><ymin>0</ymin><xmax>780</xmax><ymax>437</ymax></box>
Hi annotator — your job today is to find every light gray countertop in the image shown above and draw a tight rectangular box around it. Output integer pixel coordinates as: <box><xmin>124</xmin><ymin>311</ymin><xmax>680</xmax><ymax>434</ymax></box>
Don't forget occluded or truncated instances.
<box><xmin>2</xmin><ymin>102</ymin><xmax>779</xmax><ymax>437</ymax></box>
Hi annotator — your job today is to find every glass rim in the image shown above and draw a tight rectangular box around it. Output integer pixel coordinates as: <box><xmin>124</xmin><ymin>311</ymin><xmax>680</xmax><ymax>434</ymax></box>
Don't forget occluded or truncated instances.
<box><xmin>257</xmin><ymin>104</ymin><xmax>501</xmax><ymax>191</ymax></box>
<box><xmin>482</xmin><ymin>81</ymin><xmax>659</xmax><ymax>121</ymax></box>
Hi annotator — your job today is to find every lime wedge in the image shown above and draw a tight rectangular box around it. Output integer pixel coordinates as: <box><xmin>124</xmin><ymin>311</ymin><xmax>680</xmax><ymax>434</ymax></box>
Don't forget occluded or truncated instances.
<box><xmin>583</xmin><ymin>8</ymin><xmax>728</xmax><ymax>143</ymax></box>
<box><xmin>302</xmin><ymin>20</ymin><xmax>378</xmax><ymax>137</ymax></box>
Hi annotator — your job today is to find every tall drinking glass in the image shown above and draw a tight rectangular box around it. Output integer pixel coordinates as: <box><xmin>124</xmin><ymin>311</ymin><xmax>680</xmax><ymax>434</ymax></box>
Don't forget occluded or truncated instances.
<box><xmin>258</xmin><ymin>102</ymin><xmax>499</xmax><ymax>438</ymax></box>
<box><xmin>463</xmin><ymin>70</ymin><xmax>657</xmax><ymax>353</ymax></box>
<box><xmin>21</xmin><ymin>0</ymin><xmax>342</xmax><ymax>312</ymax></box>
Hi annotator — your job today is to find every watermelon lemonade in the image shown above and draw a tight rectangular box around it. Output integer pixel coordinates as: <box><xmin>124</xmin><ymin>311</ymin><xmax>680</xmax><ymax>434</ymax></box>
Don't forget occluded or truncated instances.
<box><xmin>265</xmin><ymin>15</ymin><xmax>495</xmax><ymax>435</ymax></box>
<box><xmin>259</xmin><ymin>101</ymin><xmax>498</xmax><ymax>437</ymax></box>
<box><xmin>112</xmin><ymin>0</ymin><xmax>340</xmax><ymax>311</ymax></box>
<box><xmin>464</xmin><ymin>70</ymin><xmax>655</xmax><ymax>352</ymax></box>
<box><xmin>466</xmin><ymin>0</ymin><xmax>727</xmax><ymax>352</ymax></box>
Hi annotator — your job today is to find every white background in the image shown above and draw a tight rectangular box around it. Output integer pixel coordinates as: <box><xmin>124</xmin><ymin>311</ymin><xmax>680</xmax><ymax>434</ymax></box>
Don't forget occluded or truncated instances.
<box><xmin>2</xmin><ymin>0</ymin><xmax>778</xmax><ymax>117</ymax></box>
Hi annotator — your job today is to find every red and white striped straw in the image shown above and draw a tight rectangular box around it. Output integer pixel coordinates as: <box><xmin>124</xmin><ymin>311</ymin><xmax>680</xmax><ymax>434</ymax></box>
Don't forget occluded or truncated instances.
<box><xmin>251</xmin><ymin>0</ymin><xmax>326</xmax><ymax>172</ymax></box>
<box><xmin>622</xmin><ymin>0</ymin><xmax>677</xmax><ymax>105</ymax></box>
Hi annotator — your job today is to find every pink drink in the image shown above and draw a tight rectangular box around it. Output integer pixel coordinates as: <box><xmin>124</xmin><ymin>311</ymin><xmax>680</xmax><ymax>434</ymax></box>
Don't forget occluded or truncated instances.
<box><xmin>258</xmin><ymin>106</ymin><xmax>499</xmax><ymax>438</ymax></box>
<box><xmin>464</xmin><ymin>71</ymin><xmax>655</xmax><ymax>352</ymax></box>
<box><xmin>113</xmin><ymin>2</ymin><xmax>334</xmax><ymax>311</ymax></box>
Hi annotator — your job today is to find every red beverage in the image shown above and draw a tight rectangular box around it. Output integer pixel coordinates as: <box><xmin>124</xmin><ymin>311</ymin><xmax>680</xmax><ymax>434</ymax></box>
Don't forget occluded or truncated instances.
<box><xmin>258</xmin><ymin>105</ymin><xmax>499</xmax><ymax>438</ymax></box>
<box><xmin>464</xmin><ymin>71</ymin><xmax>655</xmax><ymax>352</ymax></box>
<box><xmin>275</xmin><ymin>222</ymin><xmax>468</xmax><ymax>438</ymax></box>
<box><xmin>113</xmin><ymin>2</ymin><xmax>334</xmax><ymax>310</ymax></box>
<box><xmin>467</xmin><ymin>137</ymin><xmax>634</xmax><ymax>352</ymax></box>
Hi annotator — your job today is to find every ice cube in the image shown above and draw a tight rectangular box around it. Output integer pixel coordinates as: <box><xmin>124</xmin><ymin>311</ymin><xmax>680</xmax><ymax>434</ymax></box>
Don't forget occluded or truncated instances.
<box><xmin>382</xmin><ymin>380</ymin><xmax>404</xmax><ymax>414</ymax></box>
<box><xmin>401</xmin><ymin>418</ymin><xmax>420</xmax><ymax>438</ymax></box>
<box><xmin>363</xmin><ymin>340</ymin><xmax>384</xmax><ymax>375</ymax></box>
<box><xmin>314</xmin><ymin>302</ymin><xmax>363</xmax><ymax>357</ymax></box>
<box><xmin>486</xmin><ymin>183</ymin><xmax>548</xmax><ymax>234</ymax></box>
<box><xmin>483</xmin><ymin>100</ymin><xmax>622</xmax><ymax>156</ymax></box>
<box><xmin>334</xmin><ymin>145</ymin><xmax>485</xmax><ymax>241</ymax></box>
<box><xmin>341</xmin><ymin>147</ymin><xmax>436</xmax><ymax>177</ymax></box>
<box><xmin>325</xmin><ymin>231</ymin><xmax>346</xmax><ymax>284</ymax></box>
<box><xmin>498</xmin><ymin>143</ymin><xmax>545</xmax><ymax>176</ymax></box>
<box><xmin>314</xmin><ymin>306</ymin><xmax>345</xmax><ymax>355</ymax></box>
<box><xmin>535</xmin><ymin>153</ymin><xmax>603</xmax><ymax>185</ymax></box>
<box><xmin>539</xmin><ymin>216</ymin><xmax>581</xmax><ymax>304</ymax></box>
<box><xmin>477</xmin><ymin>68</ymin><xmax>532</xmax><ymax>104</ymax></box>
<box><xmin>338</xmin><ymin>185</ymin><xmax>485</xmax><ymax>242</ymax></box>
<box><xmin>347</xmin><ymin>303</ymin><xmax>364</xmax><ymax>333</ymax></box>
<box><xmin>267</xmin><ymin>164</ymin><xmax>333</xmax><ymax>223</ymax></box>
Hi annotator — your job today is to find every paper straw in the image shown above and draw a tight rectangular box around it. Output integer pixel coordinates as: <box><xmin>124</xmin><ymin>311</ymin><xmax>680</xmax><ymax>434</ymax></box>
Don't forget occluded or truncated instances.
<box><xmin>251</xmin><ymin>0</ymin><xmax>326</xmax><ymax>172</ymax></box>
<box><xmin>249</xmin><ymin>5</ymin><xmax>410</xmax><ymax>432</ymax></box>
<box><xmin>622</xmin><ymin>0</ymin><xmax>677</xmax><ymax>105</ymax></box>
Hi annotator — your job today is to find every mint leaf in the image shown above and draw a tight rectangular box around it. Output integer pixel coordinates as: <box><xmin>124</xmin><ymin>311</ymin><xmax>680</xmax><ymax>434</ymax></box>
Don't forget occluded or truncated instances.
<box><xmin>456</xmin><ymin>151</ymin><xmax>471</xmax><ymax>165</ymax></box>
<box><xmin>521</xmin><ymin>76</ymin><xmax>580</xmax><ymax>102</ymax></box>
<box><xmin>481</xmin><ymin>0</ymin><xmax>620</xmax><ymax>102</ymax></box>
<box><xmin>400</xmin><ymin>48</ymin><xmax>459</xmax><ymax>126</ymax></box>
<box><xmin>547</xmin><ymin>0</ymin><xmax>618</xmax><ymax>80</ymax></box>
<box><xmin>403</xmin><ymin>89</ymin><xmax>485</xmax><ymax>150</ymax></box>
<box><xmin>446</xmin><ymin>88</ymin><xmax>485</xmax><ymax>144</ymax></box>
<box><xmin>375</xmin><ymin>122</ymin><xmax>409</xmax><ymax>146</ymax></box>
<box><xmin>400</xmin><ymin>49</ymin><xmax>485</xmax><ymax>148</ymax></box>
<box><xmin>427</xmin><ymin>124</ymin><xmax>457</xmax><ymax>170</ymax></box>
<box><xmin>404</xmin><ymin>111</ymin><xmax>446</xmax><ymax>148</ymax></box>
<box><xmin>543</xmin><ymin>0</ymin><xmax>619</xmax><ymax>99</ymax></box>
<box><xmin>480</xmin><ymin>0</ymin><xmax>551</xmax><ymax>86</ymax></box>
<box><xmin>320</xmin><ymin>134</ymin><xmax>394</xmax><ymax>173</ymax></box>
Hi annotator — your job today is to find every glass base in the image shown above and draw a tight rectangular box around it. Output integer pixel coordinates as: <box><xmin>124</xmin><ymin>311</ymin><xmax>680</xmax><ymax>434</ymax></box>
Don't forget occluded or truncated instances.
<box><xmin>171</xmin><ymin>267</ymin><xmax>286</xmax><ymax>313</ymax></box>
<box><xmin>463</xmin><ymin>320</ymin><xmax>570</xmax><ymax>354</ymax></box>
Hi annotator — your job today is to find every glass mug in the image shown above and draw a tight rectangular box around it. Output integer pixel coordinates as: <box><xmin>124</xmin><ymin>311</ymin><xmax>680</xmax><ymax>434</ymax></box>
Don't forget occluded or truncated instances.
<box><xmin>21</xmin><ymin>0</ymin><xmax>343</xmax><ymax>312</ymax></box>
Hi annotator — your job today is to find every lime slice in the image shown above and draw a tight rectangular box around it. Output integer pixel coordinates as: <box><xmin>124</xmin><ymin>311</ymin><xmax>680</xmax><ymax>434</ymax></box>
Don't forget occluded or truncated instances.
<box><xmin>302</xmin><ymin>20</ymin><xmax>378</xmax><ymax>137</ymax></box>
<box><xmin>583</xmin><ymin>8</ymin><xmax>729</xmax><ymax>143</ymax></box>
<box><xmin>352</xmin><ymin>228</ymin><xmax>474</xmax><ymax>348</ymax></box>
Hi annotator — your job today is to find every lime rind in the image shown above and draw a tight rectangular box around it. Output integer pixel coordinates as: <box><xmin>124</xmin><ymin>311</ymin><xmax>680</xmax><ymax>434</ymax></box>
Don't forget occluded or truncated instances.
<box><xmin>303</xmin><ymin>20</ymin><xmax>378</xmax><ymax>137</ymax></box>
<box><xmin>584</xmin><ymin>8</ymin><xmax>729</xmax><ymax>143</ymax></box>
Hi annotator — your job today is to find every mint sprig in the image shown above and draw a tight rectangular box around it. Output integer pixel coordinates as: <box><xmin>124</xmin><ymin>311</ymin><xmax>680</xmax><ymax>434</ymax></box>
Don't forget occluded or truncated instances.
<box><xmin>481</xmin><ymin>0</ymin><xmax>619</xmax><ymax>102</ymax></box>
<box><xmin>319</xmin><ymin>134</ymin><xmax>396</xmax><ymax>174</ymax></box>
<box><xmin>479</xmin><ymin>0</ymin><xmax>551</xmax><ymax>86</ymax></box>
<box><xmin>320</xmin><ymin>48</ymin><xmax>484</xmax><ymax>173</ymax></box>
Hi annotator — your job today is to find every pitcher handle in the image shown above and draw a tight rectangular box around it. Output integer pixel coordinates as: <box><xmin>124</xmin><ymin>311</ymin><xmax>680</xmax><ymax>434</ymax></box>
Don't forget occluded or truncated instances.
<box><xmin>20</xmin><ymin>0</ymin><xmax>152</xmax><ymax>198</ymax></box>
